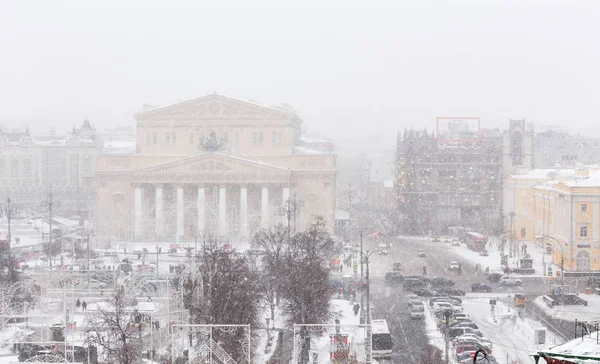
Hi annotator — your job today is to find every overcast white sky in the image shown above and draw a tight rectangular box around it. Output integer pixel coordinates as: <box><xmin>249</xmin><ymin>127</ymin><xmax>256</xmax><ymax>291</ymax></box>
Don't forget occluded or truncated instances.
<box><xmin>0</xmin><ymin>0</ymin><xmax>598</xmax><ymax>143</ymax></box>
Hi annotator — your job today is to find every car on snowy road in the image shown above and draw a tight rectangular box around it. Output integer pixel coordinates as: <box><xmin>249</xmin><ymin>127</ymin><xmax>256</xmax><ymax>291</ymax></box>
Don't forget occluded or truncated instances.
<box><xmin>451</xmin><ymin>238</ymin><xmax>461</xmax><ymax>246</ymax></box>
<box><xmin>418</xmin><ymin>250</ymin><xmax>426</xmax><ymax>257</ymax></box>
<box><xmin>410</xmin><ymin>307</ymin><xmax>425</xmax><ymax>320</ymax></box>
<box><xmin>436</xmin><ymin>287</ymin><xmax>466</xmax><ymax>296</ymax></box>
<box><xmin>499</xmin><ymin>275</ymin><xmax>522</xmax><ymax>286</ymax></box>
<box><xmin>384</xmin><ymin>272</ymin><xmax>404</xmax><ymax>283</ymax></box>
<box><xmin>431</xmin><ymin>277</ymin><xmax>456</xmax><ymax>287</ymax></box>
<box><xmin>471</xmin><ymin>283</ymin><xmax>493</xmax><ymax>292</ymax></box>
<box><xmin>448</xmin><ymin>261</ymin><xmax>460</xmax><ymax>271</ymax></box>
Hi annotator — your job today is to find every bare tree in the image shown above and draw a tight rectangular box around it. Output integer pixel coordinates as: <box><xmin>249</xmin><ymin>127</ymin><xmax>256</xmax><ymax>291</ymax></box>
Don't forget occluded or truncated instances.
<box><xmin>254</xmin><ymin>216</ymin><xmax>334</xmax><ymax>364</ymax></box>
<box><xmin>85</xmin><ymin>287</ymin><xmax>139</xmax><ymax>364</ymax></box>
<box><xmin>188</xmin><ymin>246</ymin><xmax>261</xmax><ymax>362</ymax></box>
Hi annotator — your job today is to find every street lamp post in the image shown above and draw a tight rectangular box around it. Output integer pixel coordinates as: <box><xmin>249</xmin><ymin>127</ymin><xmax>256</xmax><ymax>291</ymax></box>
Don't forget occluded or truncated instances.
<box><xmin>541</xmin><ymin>235</ymin><xmax>565</xmax><ymax>293</ymax></box>
<box><xmin>354</xmin><ymin>248</ymin><xmax>380</xmax><ymax>364</ymax></box>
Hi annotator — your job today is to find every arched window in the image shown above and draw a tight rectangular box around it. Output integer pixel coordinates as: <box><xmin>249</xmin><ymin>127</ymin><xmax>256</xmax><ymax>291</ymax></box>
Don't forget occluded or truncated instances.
<box><xmin>165</xmin><ymin>133</ymin><xmax>170</xmax><ymax>144</ymax></box>
<box><xmin>576</xmin><ymin>250</ymin><xmax>591</xmax><ymax>271</ymax></box>
<box><xmin>520</xmin><ymin>227</ymin><xmax>526</xmax><ymax>239</ymax></box>
<box><xmin>11</xmin><ymin>158</ymin><xmax>18</xmax><ymax>177</ymax></box>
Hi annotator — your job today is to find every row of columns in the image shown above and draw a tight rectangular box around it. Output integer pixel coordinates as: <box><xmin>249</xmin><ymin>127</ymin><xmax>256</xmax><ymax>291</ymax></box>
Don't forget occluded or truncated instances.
<box><xmin>133</xmin><ymin>185</ymin><xmax>290</xmax><ymax>240</ymax></box>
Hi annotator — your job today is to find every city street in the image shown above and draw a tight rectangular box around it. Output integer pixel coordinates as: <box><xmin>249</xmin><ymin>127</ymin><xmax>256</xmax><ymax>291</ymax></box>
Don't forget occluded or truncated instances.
<box><xmin>360</xmin><ymin>233</ymin><xmax>550</xmax><ymax>363</ymax></box>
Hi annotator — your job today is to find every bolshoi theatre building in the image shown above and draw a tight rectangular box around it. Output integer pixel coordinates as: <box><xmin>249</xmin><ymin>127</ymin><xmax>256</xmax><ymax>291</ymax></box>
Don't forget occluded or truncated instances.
<box><xmin>95</xmin><ymin>93</ymin><xmax>336</xmax><ymax>245</ymax></box>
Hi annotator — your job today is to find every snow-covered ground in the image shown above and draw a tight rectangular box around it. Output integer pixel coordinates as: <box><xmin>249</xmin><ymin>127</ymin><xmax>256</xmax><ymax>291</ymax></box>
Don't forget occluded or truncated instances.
<box><xmin>462</xmin><ymin>298</ymin><xmax>563</xmax><ymax>363</ymax></box>
<box><xmin>533</xmin><ymin>294</ymin><xmax>600</xmax><ymax>322</ymax></box>
<box><xmin>430</xmin><ymin>236</ymin><xmax>554</xmax><ymax>278</ymax></box>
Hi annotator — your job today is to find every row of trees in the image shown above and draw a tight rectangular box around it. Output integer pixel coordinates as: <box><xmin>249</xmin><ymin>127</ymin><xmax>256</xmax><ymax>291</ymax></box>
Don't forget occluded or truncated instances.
<box><xmin>86</xmin><ymin>216</ymin><xmax>336</xmax><ymax>364</ymax></box>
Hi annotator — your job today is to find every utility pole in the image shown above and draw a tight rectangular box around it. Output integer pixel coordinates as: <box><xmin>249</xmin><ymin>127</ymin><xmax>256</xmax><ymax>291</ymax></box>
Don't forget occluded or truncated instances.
<box><xmin>45</xmin><ymin>188</ymin><xmax>55</xmax><ymax>267</ymax></box>
<box><xmin>6</xmin><ymin>198</ymin><xmax>11</xmax><ymax>245</ymax></box>
<box><xmin>360</xmin><ymin>230</ymin><xmax>364</xmax><ymax>278</ymax></box>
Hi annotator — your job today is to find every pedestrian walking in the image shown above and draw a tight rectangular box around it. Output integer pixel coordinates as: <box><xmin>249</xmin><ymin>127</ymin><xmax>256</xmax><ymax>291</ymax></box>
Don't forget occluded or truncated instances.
<box><xmin>76</xmin><ymin>299</ymin><xmax>81</xmax><ymax>309</ymax></box>
<box><xmin>339</xmin><ymin>264</ymin><xmax>343</xmax><ymax>273</ymax></box>
<box><xmin>81</xmin><ymin>301</ymin><xmax>87</xmax><ymax>311</ymax></box>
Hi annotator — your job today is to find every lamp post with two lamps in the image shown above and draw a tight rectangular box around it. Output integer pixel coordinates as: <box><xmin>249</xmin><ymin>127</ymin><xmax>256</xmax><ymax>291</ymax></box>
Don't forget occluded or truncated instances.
<box><xmin>353</xmin><ymin>248</ymin><xmax>383</xmax><ymax>364</ymax></box>
<box><xmin>538</xmin><ymin>235</ymin><xmax>566</xmax><ymax>293</ymax></box>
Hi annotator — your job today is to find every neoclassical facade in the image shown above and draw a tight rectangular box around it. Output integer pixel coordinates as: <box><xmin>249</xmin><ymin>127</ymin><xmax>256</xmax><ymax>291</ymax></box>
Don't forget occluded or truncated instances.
<box><xmin>95</xmin><ymin>93</ymin><xmax>336</xmax><ymax>243</ymax></box>
<box><xmin>0</xmin><ymin>120</ymin><xmax>98</xmax><ymax>216</ymax></box>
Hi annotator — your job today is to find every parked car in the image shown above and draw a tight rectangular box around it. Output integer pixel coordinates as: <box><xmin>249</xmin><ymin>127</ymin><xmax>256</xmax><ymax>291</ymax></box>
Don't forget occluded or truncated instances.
<box><xmin>415</xmin><ymin>287</ymin><xmax>439</xmax><ymax>297</ymax></box>
<box><xmin>443</xmin><ymin>237</ymin><xmax>452</xmax><ymax>243</ymax></box>
<box><xmin>499</xmin><ymin>276</ymin><xmax>522</xmax><ymax>286</ymax></box>
<box><xmin>404</xmin><ymin>278</ymin><xmax>427</xmax><ymax>290</ymax></box>
<box><xmin>430</xmin><ymin>296</ymin><xmax>462</xmax><ymax>306</ymax></box>
<box><xmin>432</xmin><ymin>277</ymin><xmax>455</xmax><ymax>287</ymax></box>
<box><xmin>479</xmin><ymin>250</ymin><xmax>489</xmax><ymax>256</ymax></box>
<box><xmin>410</xmin><ymin>307</ymin><xmax>425</xmax><ymax>320</ymax></box>
<box><xmin>409</xmin><ymin>299</ymin><xmax>424</xmax><ymax>307</ymax></box>
<box><xmin>448</xmin><ymin>327</ymin><xmax>482</xmax><ymax>339</ymax></box>
<box><xmin>448</xmin><ymin>261</ymin><xmax>460</xmax><ymax>271</ymax></box>
<box><xmin>471</xmin><ymin>283</ymin><xmax>493</xmax><ymax>292</ymax></box>
<box><xmin>453</xmin><ymin>322</ymin><xmax>480</xmax><ymax>331</ymax></box>
<box><xmin>393</xmin><ymin>262</ymin><xmax>402</xmax><ymax>271</ymax></box>
<box><xmin>451</xmin><ymin>239</ymin><xmax>461</xmax><ymax>247</ymax></box>
<box><xmin>437</xmin><ymin>287</ymin><xmax>466</xmax><ymax>296</ymax></box>
<box><xmin>432</xmin><ymin>237</ymin><xmax>441</xmax><ymax>242</ymax></box>
<box><xmin>418</xmin><ymin>250</ymin><xmax>427</xmax><ymax>257</ymax></box>
<box><xmin>385</xmin><ymin>272</ymin><xmax>404</xmax><ymax>283</ymax></box>
<box><xmin>453</xmin><ymin>313</ymin><xmax>471</xmax><ymax>321</ymax></box>
<box><xmin>432</xmin><ymin>302</ymin><xmax>462</xmax><ymax>313</ymax></box>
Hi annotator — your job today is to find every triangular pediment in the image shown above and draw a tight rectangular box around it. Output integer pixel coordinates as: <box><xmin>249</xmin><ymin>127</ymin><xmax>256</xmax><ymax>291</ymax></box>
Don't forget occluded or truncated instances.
<box><xmin>134</xmin><ymin>93</ymin><xmax>294</xmax><ymax>121</ymax></box>
<box><xmin>135</xmin><ymin>153</ymin><xmax>290</xmax><ymax>175</ymax></box>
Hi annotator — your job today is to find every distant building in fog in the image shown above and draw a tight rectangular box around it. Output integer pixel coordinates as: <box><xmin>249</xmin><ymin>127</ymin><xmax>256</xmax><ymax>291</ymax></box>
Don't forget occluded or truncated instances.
<box><xmin>534</xmin><ymin>129</ymin><xmax>600</xmax><ymax>168</ymax></box>
<box><xmin>395</xmin><ymin>120</ymin><xmax>533</xmax><ymax>236</ymax></box>
<box><xmin>0</xmin><ymin>120</ymin><xmax>98</xmax><ymax>217</ymax></box>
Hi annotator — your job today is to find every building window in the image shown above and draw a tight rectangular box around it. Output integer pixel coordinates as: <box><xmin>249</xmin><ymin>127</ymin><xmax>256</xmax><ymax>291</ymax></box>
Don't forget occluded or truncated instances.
<box><xmin>272</xmin><ymin>131</ymin><xmax>277</xmax><ymax>144</ymax></box>
<box><xmin>580</xmin><ymin>225</ymin><xmax>588</xmax><ymax>238</ymax></box>
<box><xmin>172</xmin><ymin>132</ymin><xmax>176</xmax><ymax>145</ymax></box>
<box><xmin>147</xmin><ymin>133</ymin><xmax>151</xmax><ymax>145</ymax></box>
<box><xmin>278</xmin><ymin>132</ymin><xmax>283</xmax><ymax>144</ymax></box>
<box><xmin>11</xmin><ymin>158</ymin><xmax>18</xmax><ymax>177</ymax></box>
<box><xmin>581</xmin><ymin>203</ymin><xmax>588</xmax><ymax>212</ymax></box>
<box><xmin>190</xmin><ymin>132</ymin><xmax>194</xmax><ymax>145</ymax></box>
<box><xmin>253</xmin><ymin>132</ymin><xmax>257</xmax><ymax>145</ymax></box>
<box><xmin>83</xmin><ymin>156</ymin><xmax>90</xmax><ymax>173</ymax></box>
<box><xmin>223</xmin><ymin>132</ymin><xmax>228</xmax><ymax>144</ymax></box>
<box><xmin>235</xmin><ymin>132</ymin><xmax>240</xmax><ymax>145</ymax></box>
<box><xmin>23</xmin><ymin>158</ymin><xmax>31</xmax><ymax>176</ymax></box>
<box><xmin>520</xmin><ymin>227</ymin><xmax>526</xmax><ymax>239</ymax></box>
<box><xmin>166</xmin><ymin>133</ymin><xmax>170</xmax><ymax>144</ymax></box>
<box><xmin>153</xmin><ymin>132</ymin><xmax>157</xmax><ymax>144</ymax></box>
<box><xmin>259</xmin><ymin>132</ymin><xmax>263</xmax><ymax>144</ymax></box>
<box><xmin>576</xmin><ymin>250</ymin><xmax>591</xmax><ymax>271</ymax></box>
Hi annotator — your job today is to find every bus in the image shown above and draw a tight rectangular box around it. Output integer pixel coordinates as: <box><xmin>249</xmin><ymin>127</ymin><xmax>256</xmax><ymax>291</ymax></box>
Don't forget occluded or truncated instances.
<box><xmin>371</xmin><ymin>319</ymin><xmax>393</xmax><ymax>359</ymax></box>
<box><xmin>464</xmin><ymin>232</ymin><xmax>487</xmax><ymax>252</ymax></box>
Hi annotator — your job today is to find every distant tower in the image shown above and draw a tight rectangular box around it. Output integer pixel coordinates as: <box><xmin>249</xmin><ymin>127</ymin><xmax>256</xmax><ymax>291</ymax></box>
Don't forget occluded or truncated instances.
<box><xmin>503</xmin><ymin>119</ymin><xmax>534</xmax><ymax>176</ymax></box>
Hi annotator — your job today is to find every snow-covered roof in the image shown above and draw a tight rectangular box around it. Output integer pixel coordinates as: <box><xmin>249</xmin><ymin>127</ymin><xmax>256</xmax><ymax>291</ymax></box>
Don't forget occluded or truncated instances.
<box><xmin>293</xmin><ymin>146</ymin><xmax>328</xmax><ymax>155</ymax></box>
<box><xmin>537</xmin><ymin>333</ymin><xmax>600</xmax><ymax>362</ymax></box>
<box><xmin>511</xmin><ymin>168</ymin><xmax>576</xmax><ymax>180</ymax></box>
<box><xmin>301</xmin><ymin>135</ymin><xmax>332</xmax><ymax>143</ymax></box>
<box><xmin>102</xmin><ymin>140</ymin><xmax>137</xmax><ymax>154</ymax></box>
<box><xmin>136</xmin><ymin>92</ymin><xmax>296</xmax><ymax>118</ymax></box>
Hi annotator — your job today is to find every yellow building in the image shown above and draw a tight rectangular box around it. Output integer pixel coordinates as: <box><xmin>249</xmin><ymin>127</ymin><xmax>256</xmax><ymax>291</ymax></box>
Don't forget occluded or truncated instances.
<box><xmin>532</xmin><ymin>168</ymin><xmax>600</xmax><ymax>273</ymax></box>
<box><xmin>503</xmin><ymin>168</ymin><xmax>575</xmax><ymax>243</ymax></box>
<box><xmin>95</xmin><ymin>93</ymin><xmax>336</xmax><ymax>244</ymax></box>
